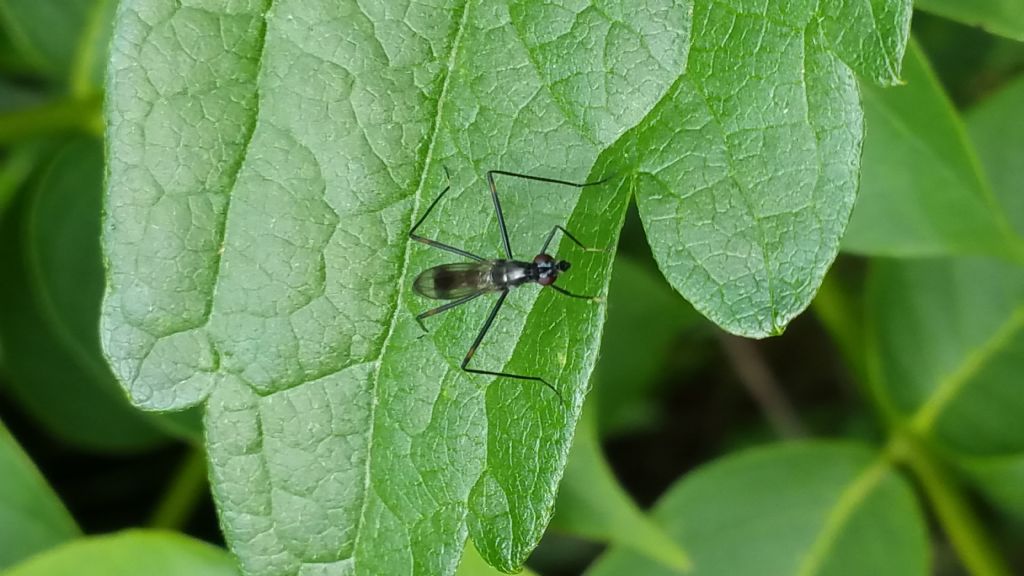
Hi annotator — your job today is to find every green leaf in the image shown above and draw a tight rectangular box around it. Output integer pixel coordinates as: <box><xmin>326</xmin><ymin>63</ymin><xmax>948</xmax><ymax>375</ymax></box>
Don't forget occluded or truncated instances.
<box><xmin>915</xmin><ymin>0</ymin><xmax>1024</xmax><ymax>42</ymax></box>
<box><xmin>102</xmin><ymin>1</ymin><xmax>687</xmax><ymax>574</ymax></box>
<box><xmin>624</xmin><ymin>0</ymin><xmax>910</xmax><ymax>337</ymax></box>
<box><xmin>552</xmin><ymin>409</ymin><xmax>691</xmax><ymax>572</ymax></box>
<box><xmin>586</xmin><ymin>442</ymin><xmax>929</xmax><ymax>576</ymax></box>
<box><xmin>0</xmin><ymin>530</ymin><xmax>239</xmax><ymax>576</ymax></box>
<box><xmin>867</xmin><ymin>257</ymin><xmax>1024</xmax><ymax>518</ymax></box>
<box><xmin>844</xmin><ymin>40</ymin><xmax>1022</xmax><ymax>259</ymax></box>
<box><xmin>0</xmin><ymin>420</ymin><xmax>80</xmax><ymax>570</ymax></box>
<box><xmin>0</xmin><ymin>138</ymin><xmax>196</xmax><ymax>451</ymax></box>
<box><xmin>593</xmin><ymin>254</ymin><xmax>706</xmax><ymax>437</ymax></box>
<box><xmin>867</xmin><ymin>258</ymin><xmax>1024</xmax><ymax>451</ymax></box>
<box><xmin>865</xmin><ymin>75</ymin><xmax>1024</xmax><ymax>518</ymax></box>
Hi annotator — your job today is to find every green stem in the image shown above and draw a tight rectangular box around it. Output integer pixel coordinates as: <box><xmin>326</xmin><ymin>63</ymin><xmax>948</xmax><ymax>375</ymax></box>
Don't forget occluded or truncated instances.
<box><xmin>0</xmin><ymin>95</ymin><xmax>103</xmax><ymax>144</ymax></box>
<box><xmin>890</xmin><ymin>434</ymin><xmax>1011</xmax><ymax>576</ymax></box>
<box><xmin>149</xmin><ymin>448</ymin><xmax>209</xmax><ymax>530</ymax></box>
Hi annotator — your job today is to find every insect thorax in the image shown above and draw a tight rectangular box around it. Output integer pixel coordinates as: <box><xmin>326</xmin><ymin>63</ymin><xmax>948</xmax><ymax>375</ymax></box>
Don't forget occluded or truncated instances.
<box><xmin>490</xmin><ymin>260</ymin><xmax>533</xmax><ymax>288</ymax></box>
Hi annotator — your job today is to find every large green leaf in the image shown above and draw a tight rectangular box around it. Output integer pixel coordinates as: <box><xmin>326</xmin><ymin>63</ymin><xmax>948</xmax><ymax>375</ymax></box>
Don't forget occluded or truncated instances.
<box><xmin>102</xmin><ymin>0</ymin><xmax>912</xmax><ymax>572</ymax></box>
<box><xmin>915</xmin><ymin>0</ymin><xmax>1024</xmax><ymax>42</ymax></box>
<box><xmin>0</xmin><ymin>138</ymin><xmax>195</xmax><ymax>450</ymax></box>
<box><xmin>844</xmin><ymin>40</ymin><xmax>1022</xmax><ymax>259</ymax></box>
<box><xmin>0</xmin><ymin>420</ymin><xmax>80</xmax><ymax>570</ymax></box>
<box><xmin>0</xmin><ymin>530</ymin><xmax>239</xmax><ymax>576</ymax></box>
<box><xmin>625</xmin><ymin>0</ymin><xmax>910</xmax><ymax>337</ymax></box>
<box><xmin>102</xmin><ymin>1</ymin><xmax>687</xmax><ymax>574</ymax></box>
<box><xmin>585</xmin><ymin>442</ymin><xmax>929</xmax><ymax>576</ymax></box>
<box><xmin>865</xmin><ymin>75</ymin><xmax>1024</xmax><ymax>518</ymax></box>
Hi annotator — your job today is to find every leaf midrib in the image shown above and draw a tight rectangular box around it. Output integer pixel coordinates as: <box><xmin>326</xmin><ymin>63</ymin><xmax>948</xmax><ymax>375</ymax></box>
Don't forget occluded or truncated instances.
<box><xmin>910</xmin><ymin>305</ymin><xmax>1024</xmax><ymax>435</ymax></box>
<box><xmin>796</xmin><ymin>454</ymin><xmax>891</xmax><ymax>576</ymax></box>
<box><xmin>351</xmin><ymin>0</ymin><xmax>472</xmax><ymax>562</ymax></box>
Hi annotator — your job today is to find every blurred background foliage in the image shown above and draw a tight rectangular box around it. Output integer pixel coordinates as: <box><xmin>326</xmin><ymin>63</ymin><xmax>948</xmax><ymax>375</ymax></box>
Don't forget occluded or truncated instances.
<box><xmin>1</xmin><ymin>2</ymin><xmax>1024</xmax><ymax>576</ymax></box>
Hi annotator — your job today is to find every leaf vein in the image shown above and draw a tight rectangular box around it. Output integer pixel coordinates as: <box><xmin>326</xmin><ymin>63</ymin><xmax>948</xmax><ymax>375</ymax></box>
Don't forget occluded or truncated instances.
<box><xmin>352</xmin><ymin>0</ymin><xmax>472</xmax><ymax>567</ymax></box>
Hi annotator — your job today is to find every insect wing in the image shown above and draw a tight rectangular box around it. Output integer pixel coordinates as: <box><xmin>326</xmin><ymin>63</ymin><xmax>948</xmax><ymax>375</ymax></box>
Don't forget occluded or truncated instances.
<box><xmin>413</xmin><ymin>262</ymin><xmax>493</xmax><ymax>300</ymax></box>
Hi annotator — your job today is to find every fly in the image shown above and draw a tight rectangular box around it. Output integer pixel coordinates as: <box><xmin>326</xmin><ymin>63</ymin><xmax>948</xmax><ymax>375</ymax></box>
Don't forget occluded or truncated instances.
<box><xmin>409</xmin><ymin>168</ymin><xmax>610</xmax><ymax>404</ymax></box>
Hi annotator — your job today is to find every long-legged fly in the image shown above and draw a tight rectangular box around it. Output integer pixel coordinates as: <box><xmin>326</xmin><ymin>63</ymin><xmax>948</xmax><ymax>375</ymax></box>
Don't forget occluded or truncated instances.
<box><xmin>410</xmin><ymin>168</ymin><xmax>610</xmax><ymax>403</ymax></box>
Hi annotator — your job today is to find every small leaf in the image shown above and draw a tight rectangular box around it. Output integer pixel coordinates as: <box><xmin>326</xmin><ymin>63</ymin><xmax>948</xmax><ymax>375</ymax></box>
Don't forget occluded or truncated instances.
<box><xmin>585</xmin><ymin>442</ymin><xmax>929</xmax><ymax>576</ymax></box>
<box><xmin>0</xmin><ymin>420</ymin><xmax>80</xmax><ymax>570</ymax></box>
<box><xmin>0</xmin><ymin>138</ymin><xmax>194</xmax><ymax>450</ymax></box>
<box><xmin>552</xmin><ymin>409</ymin><xmax>691</xmax><ymax>572</ymax></box>
<box><xmin>103</xmin><ymin>1</ymin><xmax>687</xmax><ymax>574</ymax></box>
<box><xmin>844</xmin><ymin>40</ymin><xmax>1022</xmax><ymax>259</ymax></box>
<box><xmin>0</xmin><ymin>530</ymin><xmax>239</xmax><ymax>576</ymax></box>
<box><xmin>628</xmin><ymin>0</ymin><xmax>910</xmax><ymax>337</ymax></box>
<box><xmin>916</xmin><ymin>0</ymin><xmax>1024</xmax><ymax>42</ymax></box>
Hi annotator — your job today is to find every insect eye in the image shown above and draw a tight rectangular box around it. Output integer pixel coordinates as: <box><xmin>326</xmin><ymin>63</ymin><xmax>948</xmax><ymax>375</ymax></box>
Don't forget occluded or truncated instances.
<box><xmin>538</xmin><ymin>274</ymin><xmax>555</xmax><ymax>286</ymax></box>
<box><xmin>534</xmin><ymin>253</ymin><xmax>554</xmax><ymax>265</ymax></box>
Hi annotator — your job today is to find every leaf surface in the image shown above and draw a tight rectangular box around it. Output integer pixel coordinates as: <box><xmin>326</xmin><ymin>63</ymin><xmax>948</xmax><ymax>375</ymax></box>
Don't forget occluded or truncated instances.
<box><xmin>102</xmin><ymin>1</ymin><xmax>687</xmax><ymax>573</ymax></box>
<box><xmin>585</xmin><ymin>442</ymin><xmax>929</xmax><ymax>576</ymax></box>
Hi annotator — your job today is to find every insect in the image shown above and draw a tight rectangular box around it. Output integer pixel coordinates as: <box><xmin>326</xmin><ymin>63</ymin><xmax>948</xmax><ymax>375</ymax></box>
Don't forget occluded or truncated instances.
<box><xmin>410</xmin><ymin>168</ymin><xmax>610</xmax><ymax>403</ymax></box>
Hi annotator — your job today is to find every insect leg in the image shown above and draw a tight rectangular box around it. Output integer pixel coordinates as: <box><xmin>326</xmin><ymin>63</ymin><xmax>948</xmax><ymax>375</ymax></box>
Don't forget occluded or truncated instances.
<box><xmin>410</xmin><ymin>171</ymin><xmax>486</xmax><ymax>262</ymax></box>
<box><xmin>485</xmin><ymin>171</ymin><xmax>514</xmax><ymax>260</ymax></box>
<box><xmin>539</xmin><ymin>224</ymin><xmax>606</xmax><ymax>255</ymax></box>
<box><xmin>548</xmin><ymin>283</ymin><xmax>601</xmax><ymax>302</ymax></box>
<box><xmin>414</xmin><ymin>290</ymin><xmax>487</xmax><ymax>332</ymax></box>
<box><xmin>487</xmin><ymin>169</ymin><xmax>614</xmax><ymax>260</ymax></box>
<box><xmin>487</xmin><ymin>169</ymin><xmax>614</xmax><ymax>190</ymax></box>
<box><xmin>461</xmin><ymin>289</ymin><xmax>565</xmax><ymax>405</ymax></box>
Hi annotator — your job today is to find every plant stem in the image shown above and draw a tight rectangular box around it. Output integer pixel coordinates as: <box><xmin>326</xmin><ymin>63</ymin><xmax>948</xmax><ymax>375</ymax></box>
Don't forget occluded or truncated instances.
<box><xmin>0</xmin><ymin>95</ymin><xmax>103</xmax><ymax>144</ymax></box>
<box><xmin>890</xmin><ymin>433</ymin><xmax>1011</xmax><ymax>576</ymax></box>
<box><xmin>149</xmin><ymin>447</ymin><xmax>209</xmax><ymax>530</ymax></box>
